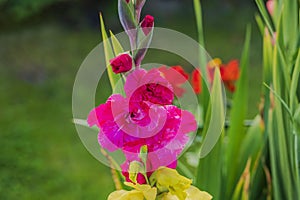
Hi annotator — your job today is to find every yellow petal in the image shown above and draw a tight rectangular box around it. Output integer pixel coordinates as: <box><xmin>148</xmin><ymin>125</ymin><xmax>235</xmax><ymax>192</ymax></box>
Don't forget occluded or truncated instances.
<box><xmin>208</xmin><ymin>58</ymin><xmax>222</xmax><ymax>68</ymax></box>
<box><xmin>157</xmin><ymin>192</ymin><xmax>179</xmax><ymax>200</ymax></box>
<box><xmin>150</xmin><ymin>167</ymin><xmax>192</xmax><ymax>199</ymax></box>
<box><xmin>124</xmin><ymin>182</ymin><xmax>157</xmax><ymax>200</ymax></box>
<box><xmin>142</xmin><ymin>187</ymin><xmax>157</xmax><ymax>200</ymax></box>
<box><xmin>185</xmin><ymin>186</ymin><xmax>213</xmax><ymax>200</ymax></box>
<box><xmin>151</xmin><ymin>167</ymin><xmax>192</xmax><ymax>188</ymax></box>
<box><xmin>107</xmin><ymin>189</ymin><xmax>144</xmax><ymax>200</ymax></box>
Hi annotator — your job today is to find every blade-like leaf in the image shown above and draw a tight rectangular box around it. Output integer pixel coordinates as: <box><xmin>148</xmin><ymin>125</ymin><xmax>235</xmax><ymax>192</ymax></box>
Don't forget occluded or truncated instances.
<box><xmin>290</xmin><ymin>49</ymin><xmax>300</xmax><ymax>112</ymax></box>
<box><xmin>239</xmin><ymin>115</ymin><xmax>264</xmax><ymax>171</ymax></box>
<box><xmin>282</xmin><ymin>0</ymin><xmax>299</xmax><ymax>53</ymax></box>
<box><xmin>272</xmin><ymin>38</ymin><xmax>294</xmax><ymax>200</ymax></box>
<box><xmin>255</xmin><ymin>0</ymin><xmax>275</xmax><ymax>34</ymax></box>
<box><xmin>232</xmin><ymin>159</ymin><xmax>251</xmax><ymax>200</ymax></box>
<box><xmin>263</xmin><ymin>83</ymin><xmax>293</xmax><ymax>120</ymax></box>
<box><xmin>255</xmin><ymin>14</ymin><xmax>265</xmax><ymax>36</ymax></box>
<box><xmin>195</xmin><ymin>68</ymin><xmax>225</xmax><ymax>200</ymax></box>
<box><xmin>226</xmin><ymin>25</ymin><xmax>251</xmax><ymax>198</ymax></box>
<box><xmin>193</xmin><ymin>0</ymin><xmax>209</xmax><ymax>120</ymax></box>
<box><xmin>109</xmin><ymin>30</ymin><xmax>125</xmax><ymax>56</ymax></box>
<box><xmin>100</xmin><ymin>14</ymin><xmax>120</xmax><ymax>89</ymax></box>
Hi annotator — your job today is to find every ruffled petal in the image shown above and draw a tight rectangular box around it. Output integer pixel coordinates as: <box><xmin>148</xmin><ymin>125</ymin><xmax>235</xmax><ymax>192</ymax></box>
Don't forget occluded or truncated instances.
<box><xmin>125</xmin><ymin>69</ymin><xmax>174</xmax><ymax>104</ymax></box>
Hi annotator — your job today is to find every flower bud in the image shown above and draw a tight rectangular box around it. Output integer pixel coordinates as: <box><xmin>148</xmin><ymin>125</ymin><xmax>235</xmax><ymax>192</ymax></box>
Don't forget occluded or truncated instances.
<box><xmin>109</xmin><ymin>53</ymin><xmax>133</xmax><ymax>74</ymax></box>
<box><xmin>266</xmin><ymin>0</ymin><xmax>274</xmax><ymax>16</ymax></box>
<box><xmin>140</xmin><ymin>15</ymin><xmax>154</xmax><ymax>35</ymax></box>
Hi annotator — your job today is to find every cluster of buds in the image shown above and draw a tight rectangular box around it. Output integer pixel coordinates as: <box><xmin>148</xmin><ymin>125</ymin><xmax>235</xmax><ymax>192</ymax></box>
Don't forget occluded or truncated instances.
<box><xmin>109</xmin><ymin>0</ymin><xmax>154</xmax><ymax>74</ymax></box>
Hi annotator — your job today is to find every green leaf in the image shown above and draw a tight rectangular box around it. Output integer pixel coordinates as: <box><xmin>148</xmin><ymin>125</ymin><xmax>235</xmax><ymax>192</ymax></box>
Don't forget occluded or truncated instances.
<box><xmin>290</xmin><ymin>49</ymin><xmax>300</xmax><ymax>112</ymax></box>
<box><xmin>239</xmin><ymin>115</ymin><xmax>264</xmax><ymax>170</ymax></box>
<box><xmin>100</xmin><ymin>14</ymin><xmax>121</xmax><ymax>90</ymax></box>
<box><xmin>255</xmin><ymin>14</ymin><xmax>265</xmax><ymax>36</ymax></box>
<box><xmin>262</xmin><ymin>28</ymin><xmax>273</xmax><ymax>87</ymax></box>
<box><xmin>232</xmin><ymin>159</ymin><xmax>251</xmax><ymax>200</ymax></box>
<box><xmin>109</xmin><ymin>30</ymin><xmax>125</xmax><ymax>56</ymax></box>
<box><xmin>193</xmin><ymin>0</ymin><xmax>209</xmax><ymax>121</ymax></box>
<box><xmin>274</xmin><ymin>12</ymin><xmax>291</xmax><ymax>90</ymax></box>
<box><xmin>226</xmin><ymin>25</ymin><xmax>251</xmax><ymax>199</ymax></box>
<box><xmin>199</xmin><ymin>68</ymin><xmax>225</xmax><ymax>158</ymax></box>
<box><xmin>272</xmin><ymin>39</ymin><xmax>295</xmax><ymax>200</ymax></box>
<box><xmin>267</xmin><ymin>109</ymin><xmax>283</xmax><ymax>199</ymax></box>
<box><xmin>72</xmin><ymin>118</ymin><xmax>99</xmax><ymax>132</ymax></box>
<box><xmin>263</xmin><ymin>83</ymin><xmax>293</xmax><ymax>120</ymax></box>
<box><xmin>195</xmin><ymin>68</ymin><xmax>225</xmax><ymax>200</ymax></box>
<box><xmin>177</xmin><ymin>160</ymin><xmax>194</xmax><ymax>179</ymax></box>
<box><xmin>282</xmin><ymin>0</ymin><xmax>299</xmax><ymax>54</ymax></box>
<box><xmin>294</xmin><ymin>104</ymin><xmax>300</xmax><ymax>135</ymax></box>
<box><xmin>255</xmin><ymin>0</ymin><xmax>275</xmax><ymax>34</ymax></box>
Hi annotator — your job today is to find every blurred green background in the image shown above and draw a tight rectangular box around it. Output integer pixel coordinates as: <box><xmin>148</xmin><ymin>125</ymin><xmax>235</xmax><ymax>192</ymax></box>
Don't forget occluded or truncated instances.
<box><xmin>0</xmin><ymin>0</ymin><xmax>263</xmax><ymax>199</ymax></box>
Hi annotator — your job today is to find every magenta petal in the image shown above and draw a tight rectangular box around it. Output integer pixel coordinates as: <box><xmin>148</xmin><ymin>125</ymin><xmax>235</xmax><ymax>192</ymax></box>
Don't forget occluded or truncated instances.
<box><xmin>87</xmin><ymin>103</ymin><xmax>113</xmax><ymax>128</ymax></box>
<box><xmin>120</xmin><ymin>104</ymin><xmax>168</xmax><ymax>138</ymax></box>
<box><xmin>87</xmin><ymin>67</ymin><xmax>198</xmax><ymax>171</ymax></box>
<box><xmin>158</xmin><ymin>66</ymin><xmax>188</xmax><ymax>97</ymax></box>
<box><xmin>98</xmin><ymin>129</ymin><xmax>118</xmax><ymax>152</ymax></box>
<box><xmin>88</xmin><ymin>94</ymin><xmax>128</xmax><ymax>150</ymax></box>
<box><xmin>122</xmin><ymin>149</ymin><xmax>177</xmax><ymax>173</ymax></box>
<box><xmin>124</xmin><ymin>69</ymin><xmax>147</xmax><ymax>97</ymax></box>
<box><xmin>124</xmin><ymin>69</ymin><xmax>174</xmax><ymax>104</ymax></box>
<box><xmin>147</xmin><ymin>148</ymin><xmax>178</xmax><ymax>171</ymax></box>
<box><xmin>178</xmin><ymin>110</ymin><xmax>198</xmax><ymax>134</ymax></box>
<box><xmin>87</xmin><ymin>108</ymin><xmax>98</xmax><ymax>127</ymax></box>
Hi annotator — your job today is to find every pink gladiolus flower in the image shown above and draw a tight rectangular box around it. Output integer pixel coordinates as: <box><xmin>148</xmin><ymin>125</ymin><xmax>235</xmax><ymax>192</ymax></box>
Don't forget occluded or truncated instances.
<box><xmin>266</xmin><ymin>0</ymin><xmax>274</xmax><ymax>16</ymax></box>
<box><xmin>125</xmin><ymin>0</ymin><xmax>130</xmax><ymax>3</ymax></box>
<box><xmin>159</xmin><ymin>65</ymin><xmax>189</xmax><ymax>97</ymax></box>
<box><xmin>140</xmin><ymin>15</ymin><xmax>154</xmax><ymax>35</ymax></box>
<box><xmin>87</xmin><ymin>69</ymin><xmax>197</xmax><ymax>174</ymax></box>
<box><xmin>109</xmin><ymin>53</ymin><xmax>133</xmax><ymax>74</ymax></box>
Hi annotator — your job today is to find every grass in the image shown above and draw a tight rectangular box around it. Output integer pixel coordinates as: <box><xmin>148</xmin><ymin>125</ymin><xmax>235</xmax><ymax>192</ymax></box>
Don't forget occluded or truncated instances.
<box><xmin>0</xmin><ymin>2</ymin><xmax>262</xmax><ymax>199</ymax></box>
<box><xmin>0</xmin><ymin>25</ymin><xmax>114</xmax><ymax>199</ymax></box>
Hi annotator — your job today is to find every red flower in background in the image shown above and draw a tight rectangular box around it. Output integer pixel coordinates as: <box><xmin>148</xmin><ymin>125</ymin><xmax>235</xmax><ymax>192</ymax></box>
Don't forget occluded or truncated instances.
<box><xmin>220</xmin><ymin>60</ymin><xmax>239</xmax><ymax>92</ymax></box>
<box><xmin>159</xmin><ymin>65</ymin><xmax>189</xmax><ymax>97</ymax></box>
<box><xmin>191</xmin><ymin>69</ymin><xmax>202</xmax><ymax>94</ymax></box>
<box><xmin>191</xmin><ymin>58</ymin><xmax>240</xmax><ymax>93</ymax></box>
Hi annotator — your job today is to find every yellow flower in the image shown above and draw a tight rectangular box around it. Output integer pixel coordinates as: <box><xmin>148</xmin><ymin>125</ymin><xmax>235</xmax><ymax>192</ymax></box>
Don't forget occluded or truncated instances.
<box><xmin>156</xmin><ymin>186</ymin><xmax>212</xmax><ymax>200</ymax></box>
<box><xmin>107</xmin><ymin>182</ymin><xmax>157</xmax><ymax>200</ymax></box>
<box><xmin>150</xmin><ymin>167</ymin><xmax>212</xmax><ymax>200</ymax></box>
<box><xmin>149</xmin><ymin>167</ymin><xmax>192</xmax><ymax>199</ymax></box>
<box><xmin>108</xmin><ymin>167</ymin><xmax>212</xmax><ymax>200</ymax></box>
